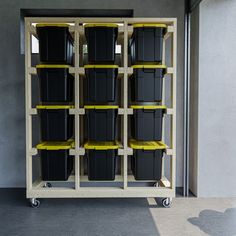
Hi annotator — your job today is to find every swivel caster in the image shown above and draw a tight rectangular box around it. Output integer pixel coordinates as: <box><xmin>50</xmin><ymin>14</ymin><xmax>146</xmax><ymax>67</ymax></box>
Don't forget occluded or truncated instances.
<box><xmin>30</xmin><ymin>198</ymin><xmax>40</xmax><ymax>208</ymax></box>
<box><xmin>162</xmin><ymin>198</ymin><xmax>172</xmax><ymax>208</ymax></box>
<box><xmin>43</xmin><ymin>182</ymin><xmax>52</xmax><ymax>188</ymax></box>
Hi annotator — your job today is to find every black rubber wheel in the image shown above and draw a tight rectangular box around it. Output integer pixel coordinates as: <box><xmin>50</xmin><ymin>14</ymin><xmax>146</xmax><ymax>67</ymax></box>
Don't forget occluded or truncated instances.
<box><xmin>153</xmin><ymin>182</ymin><xmax>159</xmax><ymax>187</ymax></box>
<box><xmin>162</xmin><ymin>198</ymin><xmax>171</xmax><ymax>208</ymax></box>
<box><xmin>31</xmin><ymin>199</ymin><xmax>40</xmax><ymax>208</ymax></box>
<box><xmin>43</xmin><ymin>182</ymin><xmax>52</xmax><ymax>188</ymax></box>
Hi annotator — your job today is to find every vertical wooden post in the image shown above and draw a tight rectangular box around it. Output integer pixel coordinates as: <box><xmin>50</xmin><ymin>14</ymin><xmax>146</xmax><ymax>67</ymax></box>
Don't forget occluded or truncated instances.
<box><xmin>161</xmin><ymin>33</ymin><xmax>166</xmax><ymax>179</ymax></box>
<box><xmin>170</xmin><ymin>20</ymin><xmax>177</xmax><ymax>191</ymax></box>
<box><xmin>25</xmin><ymin>19</ymin><xmax>33</xmax><ymax>195</ymax></box>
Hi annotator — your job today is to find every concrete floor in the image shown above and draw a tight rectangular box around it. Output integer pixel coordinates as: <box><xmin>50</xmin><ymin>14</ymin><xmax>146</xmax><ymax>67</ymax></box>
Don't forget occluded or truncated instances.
<box><xmin>150</xmin><ymin>198</ymin><xmax>236</xmax><ymax>236</ymax></box>
<box><xmin>0</xmin><ymin>189</ymin><xmax>235</xmax><ymax>236</ymax></box>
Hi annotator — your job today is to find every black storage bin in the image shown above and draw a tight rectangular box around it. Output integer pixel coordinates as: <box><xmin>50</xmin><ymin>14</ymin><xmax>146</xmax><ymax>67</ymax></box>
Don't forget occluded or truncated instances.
<box><xmin>84</xmin><ymin>65</ymin><xmax>118</xmax><ymax>104</ymax></box>
<box><xmin>85</xmin><ymin>24</ymin><xmax>118</xmax><ymax>63</ymax></box>
<box><xmin>130</xmin><ymin>24</ymin><xmax>166</xmax><ymax>64</ymax></box>
<box><xmin>36</xmin><ymin>24</ymin><xmax>74</xmax><ymax>64</ymax></box>
<box><xmin>85</xmin><ymin>106</ymin><xmax>118</xmax><ymax>141</ymax></box>
<box><xmin>129</xmin><ymin>140</ymin><xmax>166</xmax><ymax>180</ymax></box>
<box><xmin>85</xmin><ymin>142</ymin><xmax>119</xmax><ymax>181</ymax></box>
<box><xmin>37</xmin><ymin>105</ymin><xmax>74</xmax><ymax>141</ymax></box>
<box><xmin>37</xmin><ymin>140</ymin><xmax>74</xmax><ymax>181</ymax></box>
<box><xmin>36</xmin><ymin>65</ymin><xmax>74</xmax><ymax>104</ymax></box>
<box><xmin>131</xmin><ymin>65</ymin><xmax>166</xmax><ymax>103</ymax></box>
<box><xmin>131</xmin><ymin>106</ymin><xmax>166</xmax><ymax>141</ymax></box>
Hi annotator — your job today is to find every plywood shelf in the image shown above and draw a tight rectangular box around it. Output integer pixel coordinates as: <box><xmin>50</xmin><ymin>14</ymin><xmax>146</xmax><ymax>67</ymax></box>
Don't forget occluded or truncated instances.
<box><xmin>32</xmin><ymin>174</ymin><xmax>171</xmax><ymax>186</ymax></box>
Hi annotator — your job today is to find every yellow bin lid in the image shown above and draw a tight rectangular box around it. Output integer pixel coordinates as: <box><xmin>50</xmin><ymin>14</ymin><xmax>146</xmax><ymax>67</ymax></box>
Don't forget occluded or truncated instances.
<box><xmin>84</xmin><ymin>65</ymin><xmax>119</xmax><ymax>69</ymax></box>
<box><xmin>129</xmin><ymin>139</ymin><xmax>166</xmax><ymax>150</ymax></box>
<box><xmin>37</xmin><ymin>140</ymin><xmax>74</xmax><ymax>150</ymax></box>
<box><xmin>132</xmin><ymin>65</ymin><xmax>167</xmax><ymax>69</ymax></box>
<box><xmin>84</xmin><ymin>23</ymin><xmax>118</xmax><ymax>28</ymax></box>
<box><xmin>36</xmin><ymin>23</ymin><xmax>70</xmax><ymax>28</ymax></box>
<box><xmin>130</xmin><ymin>105</ymin><xmax>167</xmax><ymax>109</ymax></box>
<box><xmin>84</xmin><ymin>105</ymin><xmax>119</xmax><ymax>109</ymax></box>
<box><xmin>36</xmin><ymin>105</ymin><xmax>74</xmax><ymax>109</ymax></box>
<box><xmin>133</xmin><ymin>23</ymin><xmax>167</xmax><ymax>28</ymax></box>
<box><xmin>84</xmin><ymin>141</ymin><xmax>120</xmax><ymax>150</ymax></box>
<box><xmin>36</xmin><ymin>64</ymin><xmax>71</xmax><ymax>69</ymax></box>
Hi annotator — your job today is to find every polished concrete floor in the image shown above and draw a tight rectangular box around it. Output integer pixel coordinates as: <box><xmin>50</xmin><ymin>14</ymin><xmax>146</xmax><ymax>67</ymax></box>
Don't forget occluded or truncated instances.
<box><xmin>0</xmin><ymin>189</ymin><xmax>235</xmax><ymax>236</ymax></box>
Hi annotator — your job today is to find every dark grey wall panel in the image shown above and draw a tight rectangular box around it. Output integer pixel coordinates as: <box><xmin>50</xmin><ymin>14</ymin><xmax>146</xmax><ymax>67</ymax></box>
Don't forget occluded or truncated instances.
<box><xmin>0</xmin><ymin>0</ymin><xmax>184</xmax><ymax>187</ymax></box>
<box><xmin>189</xmin><ymin>6</ymin><xmax>199</xmax><ymax>196</ymax></box>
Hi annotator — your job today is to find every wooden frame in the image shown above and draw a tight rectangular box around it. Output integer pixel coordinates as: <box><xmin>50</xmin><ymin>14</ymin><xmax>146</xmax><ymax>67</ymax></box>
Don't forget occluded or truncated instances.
<box><xmin>25</xmin><ymin>17</ymin><xmax>177</xmax><ymax>199</ymax></box>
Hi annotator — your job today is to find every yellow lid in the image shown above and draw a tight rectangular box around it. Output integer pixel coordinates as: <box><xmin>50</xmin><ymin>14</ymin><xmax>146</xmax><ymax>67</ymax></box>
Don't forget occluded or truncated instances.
<box><xmin>36</xmin><ymin>23</ymin><xmax>70</xmax><ymax>28</ymax></box>
<box><xmin>36</xmin><ymin>64</ymin><xmax>71</xmax><ymax>69</ymax></box>
<box><xmin>84</xmin><ymin>23</ymin><xmax>118</xmax><ymax>28</ymax></box>
<box><xmin>132</xmin><ymin>65</ymin><xmax>167</xmax><ymax>69</ymax></box>
<box><xmin>84</xmin><ymin>65</ymin><xmax>119</xmax><ymax>69</ymax></box>
<box><xmin>37</xmin><ymin>105</ymin><xmax>74</xmax><ymax>109</ymax></box>
<box><xmin>84</xmin><ymin>105</ymin><xmax>119</xmax><ymax>109</ymax></box>
<box><xmin>37</xmin><ymin>140</ymin><xmax>74</xmax><ymax>150</ymax></box>
<box><xmin>133</xmin><ymin>23</ymin><xmax>167</xmax><ymax>28</ymax></box>
<box><xmin>84</xmin><ymin>141</ymin><xmax>120</xmax><ymax>150</ymax></box>
<box><xmin>129</xmin><ymin>139</ymin><xmax>166</xmax><ymax>150</ymax></box>
<box><xmin>130</xmin><ymin>105</ymin><xmax>167</xmax><ymax>109</ymax></box>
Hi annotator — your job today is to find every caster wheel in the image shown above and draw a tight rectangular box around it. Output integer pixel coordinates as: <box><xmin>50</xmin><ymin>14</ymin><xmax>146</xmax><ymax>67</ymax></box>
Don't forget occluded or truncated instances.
<box><xmin>30</xmin><ymin>199</ymin><xmax>40</xmax><ymax>208</ymax></box>
<box><xmin>153</xmin><ymin>182</ymin><xmax>159</xmax><ymax>187</ymax></box>
<box><xmin>43</xmin><ymin>182</ymin><xmax>52</xmax><ymax>188</ymax></box>
<box><xmin>162</xmin><ymin>198</ymin><xmax>172</xmax><ymax>208</ymax></box>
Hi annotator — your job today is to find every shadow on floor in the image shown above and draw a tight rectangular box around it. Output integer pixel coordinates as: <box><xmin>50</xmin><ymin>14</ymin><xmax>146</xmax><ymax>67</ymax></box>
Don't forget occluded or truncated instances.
<box><xmin>0</xmin><ymin>189</ymin><xmax>160</xmax><ymax>236</ymax></box>
<box><xmin>188</xmin><ymin>208</ymin><xmax>236</xmax><ymax>236</ymax></box>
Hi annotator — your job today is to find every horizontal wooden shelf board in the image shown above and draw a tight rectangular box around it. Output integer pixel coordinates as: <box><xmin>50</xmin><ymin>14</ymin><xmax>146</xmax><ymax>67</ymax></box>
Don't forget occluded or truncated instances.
<box><xmin>32</xmin><ymin>175</ymin><xmax>171</xmax><ymax>184</ymax></box>
<box><xmin>27</xmin><ymin>187</ymin><xmax>175</xmax><ymax>198</ymax></box>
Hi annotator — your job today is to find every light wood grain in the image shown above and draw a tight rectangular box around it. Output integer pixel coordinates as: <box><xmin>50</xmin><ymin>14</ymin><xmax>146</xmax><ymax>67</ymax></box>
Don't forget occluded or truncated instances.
<box><xmin>25</xmin><ymin>17</ymin><xmax>177</xmax><ymax>199</ymax></box>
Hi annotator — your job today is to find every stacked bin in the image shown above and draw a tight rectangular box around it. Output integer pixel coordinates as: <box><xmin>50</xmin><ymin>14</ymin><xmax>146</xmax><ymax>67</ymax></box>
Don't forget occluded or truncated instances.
<box><xmin>84</xmin><ymin>65</ymin><xmax>118</xmax><ymax>104</ymax></box>
<box><xmin>37</xmin><ymin>140</ymin><xmax>74</xmax><ymax>181</ymax></box>
<box><xmin>36</xmin><ymin>65</ymin><xmax>74</xmax><ymax>104</ymax></box>
<box><xmin>129</xmin><ymin>140</ymin><xmax>166</xmax><ymax>180</ymax></box>
<box><xmin>130</xmin><ymin>105</ymin><xmax>166</xmax><ymax>141</ymax></box>
<box><xmin>36</xmin><ymin>24</ymin><xmax>74</xmax><ymax>181</ymax></box>
<box><xmin>84</xmin><ymin>24</ymin><xmax>119</xmax><ymax>181</ymax></box>
<box><xmin>84</xmin><ymin>141</ymin><xmax>119</xmax><ymax>180</ymax></box>
<box><xmin>129</xmin><ymin>24</ymin><xmax>167</xmax><ymax>180</ymax></box>
<box><xmin>130</xmin><ymin>65</ymin><xmax>167</xmax><ymax>103</ymax></box>
<box><xmin>129</xmin><ymin>23</ymin><xmax>166</xmax><ymax>64</ymax></box>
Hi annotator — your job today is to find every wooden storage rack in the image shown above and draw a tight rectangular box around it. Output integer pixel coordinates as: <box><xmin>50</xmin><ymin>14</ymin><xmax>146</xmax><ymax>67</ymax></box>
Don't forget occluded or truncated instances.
<box><xmin>25</xmin><ymin>17</ymin><xmax>177</xmax><ymax>206</ymax></box>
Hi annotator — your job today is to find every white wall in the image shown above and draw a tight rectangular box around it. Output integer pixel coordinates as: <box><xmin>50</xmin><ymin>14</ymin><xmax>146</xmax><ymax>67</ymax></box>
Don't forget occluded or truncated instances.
<box><xmin>190</xmin><ymin>0</ymin><xmax>236</xmax><ymax>197</ymax></box>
